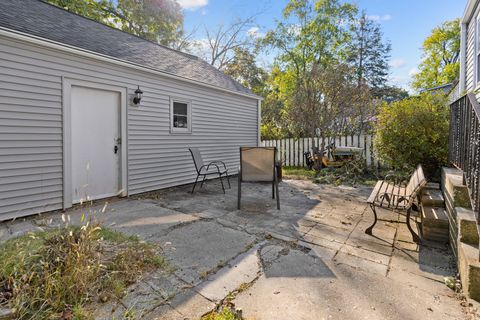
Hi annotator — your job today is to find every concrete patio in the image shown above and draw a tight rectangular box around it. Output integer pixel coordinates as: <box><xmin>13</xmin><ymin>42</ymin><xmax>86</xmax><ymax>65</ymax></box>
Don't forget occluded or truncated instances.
<box><xmin>0</xmin><ymin>178</ymin><xmax>475</xmax><ymax>319</ymax></box>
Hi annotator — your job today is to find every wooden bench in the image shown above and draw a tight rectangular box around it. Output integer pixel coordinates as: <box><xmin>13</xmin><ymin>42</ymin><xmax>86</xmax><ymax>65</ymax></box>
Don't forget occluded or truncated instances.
<box><xmin>366</xmin><ymin>165</ymin><xmax>427</xmax><ymax>243</ymax></box>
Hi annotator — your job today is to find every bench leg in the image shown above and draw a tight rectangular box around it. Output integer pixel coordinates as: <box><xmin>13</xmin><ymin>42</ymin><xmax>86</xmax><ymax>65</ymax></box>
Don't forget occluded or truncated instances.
<box><xmin>406</xmin><ymin>207</ymin><xmax>421</xmax><ymax>243</ymax></box>
<box><xmin>365</xmin><ymin>204</ymin><xmax>377</xmax><ymax>235</ymax></box>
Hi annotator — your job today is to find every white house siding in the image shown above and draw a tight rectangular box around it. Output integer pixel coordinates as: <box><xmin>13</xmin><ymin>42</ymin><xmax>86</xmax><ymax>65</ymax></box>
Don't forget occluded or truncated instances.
<box><xmin>466</xmin><ymin>20</ymin><xmax>476</xmax><ymax>92</ymax></box>
<box><xmin>0</xmin><ymin>34</ymin><xmax>258</xmax><ymax>220</ymax></box>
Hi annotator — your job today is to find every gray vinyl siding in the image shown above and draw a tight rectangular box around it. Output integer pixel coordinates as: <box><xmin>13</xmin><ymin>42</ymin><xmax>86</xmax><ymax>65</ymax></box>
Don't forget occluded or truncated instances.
<box><xmin>0</xmin><ymin>34</ymin><xmax>258</xmax><ymax>220</ymax></box>
<box><xmin>466</xmin><ymin>20</ymin><xmax>476</xmax><ymax>92</ymax></box>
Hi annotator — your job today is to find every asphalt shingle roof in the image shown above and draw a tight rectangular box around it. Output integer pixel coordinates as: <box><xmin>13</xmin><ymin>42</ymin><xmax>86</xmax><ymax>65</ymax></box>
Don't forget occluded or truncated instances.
<box><xmin>0</xmin><ymin>0</ymin><xmax>254</xmax><ymax>96</ymax></box>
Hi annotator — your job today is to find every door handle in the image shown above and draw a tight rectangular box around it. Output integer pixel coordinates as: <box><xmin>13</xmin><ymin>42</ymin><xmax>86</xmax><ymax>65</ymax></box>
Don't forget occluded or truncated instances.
<box><xmin>114</xmin><ymin>145</ymin><xmax>119</xmax><ymax>154</ymax></box>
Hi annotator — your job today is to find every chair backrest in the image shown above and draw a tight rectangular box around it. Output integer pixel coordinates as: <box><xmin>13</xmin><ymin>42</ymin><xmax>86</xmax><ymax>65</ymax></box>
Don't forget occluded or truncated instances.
<box><xmin>240</xmin><ymin>147</ymin><xmax>276</xmax><ymax>182</ymax></box>
<box><xmin>406</xmin><ymin>165</ymin><xmax>427</xmax><ymax>199</ymax></box>
<box><xmin>189</xmin><ymin>147</ymin><xmax>204</xmax><ymax>173</ymax></box>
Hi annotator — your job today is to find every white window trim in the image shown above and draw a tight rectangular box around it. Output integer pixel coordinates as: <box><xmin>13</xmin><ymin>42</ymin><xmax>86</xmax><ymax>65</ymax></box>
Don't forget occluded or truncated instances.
<box><xmin>170</xmin><ymin>97</ymin><xmax>192</xmax><ymax>133</ymax></box>
<box><xmin>475</xmin><ymin>11</ymin><xmax>480</xmax><ymax>87</ymax></box>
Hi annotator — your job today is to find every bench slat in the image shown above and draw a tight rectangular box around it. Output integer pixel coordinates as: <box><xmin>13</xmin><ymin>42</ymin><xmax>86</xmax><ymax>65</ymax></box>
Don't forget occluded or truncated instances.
<box><xmin>368</xmin><ymin>165</ymin><xmax>426</xmax><ymax>209</ymax></box>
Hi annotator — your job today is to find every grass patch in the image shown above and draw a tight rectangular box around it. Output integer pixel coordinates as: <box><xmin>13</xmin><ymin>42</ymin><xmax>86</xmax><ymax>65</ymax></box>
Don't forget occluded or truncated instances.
<box><xmin>281</xmin><ymin>166</ymin><xmax>319</xmax><ymax>180</ymax></box>
<box><xmin>283</xmin><ymin>162</ymin><xmax>384</xmax><ymax>187</ymax></box>
<box><xmin>0</xmin><ymin>222</ymin><xmax>168</xmax><ymax>319</ymax></box>
<box><xmin>202</xmin><ymin>306</ymin><xmax>244</xmax><ymax>320</ymax></box>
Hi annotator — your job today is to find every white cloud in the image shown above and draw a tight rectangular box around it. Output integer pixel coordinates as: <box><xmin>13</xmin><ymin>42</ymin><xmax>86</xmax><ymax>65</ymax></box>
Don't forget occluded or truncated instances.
<box><xmin>389</xmin><ymin>58</ymin><xmax>406</xmax><ymax>69</ymax></box>
<box><xmin>201</xmin><ymin>8</ymin><xmax>208</xmax><ymax>15</ymax></box>
<box><xmin>383</xmin><ymin>14</ymin><xmax>392</xmax><ymax>21</ymax></box>
<box><xmin>366</xmin><ymin>14</ymin><xmax>392</xmax><ymax>22</ymax></box>
<box><xmin>176</xmin><ymin>0</ymin><xmax>208</xmax><ymax>10</ymax></box>
<box><xmin>409</xmin><ymin>68</ymin><xmax>419</xmax><ymax>77</ymax></box>
<box><xmin>247</xmin><ymin>26</ymin><xmax>265</xmax><ymax>38</ymax></box>
<box><xmin>388</xmin><ymin>75</ymin><xmax>412</xmax><ymax>93</ymax></box>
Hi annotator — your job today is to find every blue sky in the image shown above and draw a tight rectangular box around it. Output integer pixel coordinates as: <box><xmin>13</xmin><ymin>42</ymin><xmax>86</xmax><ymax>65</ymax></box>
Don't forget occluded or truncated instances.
<box><xmin>178</xmin><ymin>0</ymin><xmax>464</xmax><ymax>91</ymax></box>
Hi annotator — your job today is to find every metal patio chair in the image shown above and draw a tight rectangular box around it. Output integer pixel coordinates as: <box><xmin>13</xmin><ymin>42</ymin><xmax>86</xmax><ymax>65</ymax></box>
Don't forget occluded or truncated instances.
<box><xmin>366</xmin><ymin>165</ymin><xmax>427</xmax><ymax>243</ymax></box>
<box><xmin>238</xmin><ymin>147</ymin><xmax>280</xmax><ymax>210</ymax></box>
<box><xmin>188</xmin><ymin>147</ymin><xmax>230</xmax><ymax>194</ymax></box>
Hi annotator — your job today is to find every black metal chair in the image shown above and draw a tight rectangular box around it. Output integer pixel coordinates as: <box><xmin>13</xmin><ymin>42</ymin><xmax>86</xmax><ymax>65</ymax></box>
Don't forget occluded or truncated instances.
<box><xmin>238</xmin><ymin>147</ymin><xmax>280</xmax><ymax>210</ymax></box>
<box><xmin>188</xmin><ymin>147</ymin><xmax>230</xmax><ymax>194</ymax></box>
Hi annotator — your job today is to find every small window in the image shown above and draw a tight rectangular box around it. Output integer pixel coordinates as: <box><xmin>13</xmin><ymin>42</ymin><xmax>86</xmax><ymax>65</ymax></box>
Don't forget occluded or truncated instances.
<box><xmin>170</xmin><ymin>99</ymin><xmax>191</xmax><ymax>133</ymax></box>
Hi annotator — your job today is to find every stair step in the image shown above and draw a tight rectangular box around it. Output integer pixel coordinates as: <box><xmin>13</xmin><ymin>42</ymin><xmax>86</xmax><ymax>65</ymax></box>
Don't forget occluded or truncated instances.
<box><xmin>422</xmin><ymin>226</ymin><xmax>450</xmax><ymax>237</ymax></box>
<box><xmin>421</xmin><ymin>189</ymin><xmax>445</xmax><ymax>207</ymax></box>
<box><xmin>422</xmin><ymin>206</ymin><xmax>448</xmax><ymax>228</ymax></box>
<box><xmin>425</xmin><ymin>182</ymin><xmax>440</xmax><ymax>190</ymax></box>
<box><xmin>422</xmin><ymin>233</ymin><xmax>449</xmax><ymax>243</ymax></box>
<box><xmin>421</xmin><ymin>206</ymin><xmax>449</xmax><ymax>242</ymax></box>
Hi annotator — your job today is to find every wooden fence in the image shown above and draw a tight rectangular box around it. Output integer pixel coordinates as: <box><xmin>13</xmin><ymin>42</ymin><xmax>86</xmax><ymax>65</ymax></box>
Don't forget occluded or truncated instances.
<box><xmin>261</xmin><ymin>135</ymin><xmax>380</xmax><ymax>168</ymax></box>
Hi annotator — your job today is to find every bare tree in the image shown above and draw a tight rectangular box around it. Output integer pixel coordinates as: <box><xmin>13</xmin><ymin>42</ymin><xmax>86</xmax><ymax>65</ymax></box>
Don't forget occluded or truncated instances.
<box><xmin>192</xmin><ymin>16</ymin><xmax>258</xmax><ymax>70</ymax></box>
<box><xmin>171</xmin><ymin>25</ymin><xmax>199</xmax><ymax>52</ymax></box>
<box><xmin>286</xmin><ymin>62</ymin><xmax>372</xmax><ymax>167</ymax></box>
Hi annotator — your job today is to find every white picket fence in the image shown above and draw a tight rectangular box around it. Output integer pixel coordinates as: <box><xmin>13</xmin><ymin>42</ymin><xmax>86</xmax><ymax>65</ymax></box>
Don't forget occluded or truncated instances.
<box><xmin>261</xmin><ymin>135</ymin><xmax>380</xmax><ymax>168</ymax></box>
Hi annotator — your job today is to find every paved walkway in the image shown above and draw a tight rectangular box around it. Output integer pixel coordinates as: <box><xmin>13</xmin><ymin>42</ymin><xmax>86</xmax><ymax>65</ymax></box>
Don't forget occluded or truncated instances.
<box><xmin>0</xmin><ymin>178</ymin><xmax>475</xmax><ymax>319</ymax></box>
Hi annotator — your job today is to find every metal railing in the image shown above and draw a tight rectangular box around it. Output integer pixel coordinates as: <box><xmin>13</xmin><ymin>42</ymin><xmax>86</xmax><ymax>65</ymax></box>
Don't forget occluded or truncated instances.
<box><xmin>449</xmin><ymin>93</ymin><xmax>480</xmax><ymax>224</ymax></box>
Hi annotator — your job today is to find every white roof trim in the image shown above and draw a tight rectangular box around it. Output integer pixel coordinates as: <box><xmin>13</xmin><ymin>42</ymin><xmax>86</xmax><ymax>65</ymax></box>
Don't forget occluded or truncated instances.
<box><xmin>0</xmin><ymin>26</ymin><xmax>262</xmax><ymax>101</ymax></box>
<box><xmin>463</xmin><ymin>0</ymin><xmax>478</xmax><ymax>23</ymax></box>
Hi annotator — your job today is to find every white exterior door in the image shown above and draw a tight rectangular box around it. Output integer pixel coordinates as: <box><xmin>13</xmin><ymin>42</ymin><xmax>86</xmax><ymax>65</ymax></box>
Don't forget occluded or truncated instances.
<box><xmin>71</xmin><ymin>86</ymin><xmax>121</xmax><ymax>203</ymax></box>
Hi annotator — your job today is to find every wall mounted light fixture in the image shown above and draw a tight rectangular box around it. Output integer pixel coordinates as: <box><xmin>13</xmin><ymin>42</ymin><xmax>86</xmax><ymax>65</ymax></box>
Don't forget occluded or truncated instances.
<box><xmin>133</xmin><ymin>85</ymin><xmax>143</xmax><ymax>105</ymax></box>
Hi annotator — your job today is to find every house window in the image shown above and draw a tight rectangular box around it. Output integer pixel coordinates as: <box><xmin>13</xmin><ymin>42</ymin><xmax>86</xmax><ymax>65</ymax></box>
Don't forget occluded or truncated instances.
<box><xmin>170</xmin><ymin>99</ymin><xmax>191</xmax><ymax>133</ymax></box>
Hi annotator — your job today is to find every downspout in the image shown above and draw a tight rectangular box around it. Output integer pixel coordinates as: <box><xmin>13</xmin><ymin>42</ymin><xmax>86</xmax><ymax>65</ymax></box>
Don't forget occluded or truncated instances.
<box><xmin>460</xmin><ymin>22</ymin><xmax>467</xmax><ymax>93</ymax></box>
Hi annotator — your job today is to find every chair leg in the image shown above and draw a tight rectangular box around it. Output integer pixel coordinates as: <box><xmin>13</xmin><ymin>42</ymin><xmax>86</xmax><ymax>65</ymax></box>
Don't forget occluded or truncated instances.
<box><xmin>219</xmin><ymin>174</ymin><xmax>225</xmax><ymax>194</ymax></box>
<box><xmin>365</xmin><ymin>204</ymin><xmax>378</xmax><ymax>235</ymax></box>
<box><xmin>275</xmin><ymin>176</ymin><xmax>280</xmax><ymax>210</ymax></box>
<box><xmin>272</xmin><ymin>182</ymin><xmax>275</xmax><ymax>199</ymax></box>
<box><xmin>406</xmin><ymin>207</ymin><xmax>421</xmax><ymax>243</ymax></box>
<box><xmin>191</xmin><ymin>174</ymin><xmax>200</xmax><ymax>193</ymax></box>
<box><xmin>226</xmin><ymin>173</ymin><xmax>231</xmax><ymax>188</ymax></box>
<box><xmin>237</xmin><ymin>176</ymin><xmax>241</xmax><ymax>209</ymax></box>
<box><xmin>200</xmin><ymin>175</ymin><xmax>207</xmax><ymax>188</ymax></box>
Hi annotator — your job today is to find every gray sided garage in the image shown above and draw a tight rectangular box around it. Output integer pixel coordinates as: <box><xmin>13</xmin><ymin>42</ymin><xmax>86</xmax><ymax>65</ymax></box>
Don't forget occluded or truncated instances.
<box><xmin>0</xmin><ymin>0</ymin><xmax>261</xmax><ymax>220</ymax></box>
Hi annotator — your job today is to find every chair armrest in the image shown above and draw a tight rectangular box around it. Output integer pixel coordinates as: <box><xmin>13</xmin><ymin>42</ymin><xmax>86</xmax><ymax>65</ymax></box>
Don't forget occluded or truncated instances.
<box><xmin>209</xmin><ymin>160</ymin><xmax>227</xmax><ymax>170</ymax></box>
<box><xmin>206</xmin><ymin>162</ymin><xmax>221</xmax><ymax>173</ymax></box>
<box><xmin>197</xmin><ymin>164</ymin><xmax>208</xmax><ymax>174</ymax></box>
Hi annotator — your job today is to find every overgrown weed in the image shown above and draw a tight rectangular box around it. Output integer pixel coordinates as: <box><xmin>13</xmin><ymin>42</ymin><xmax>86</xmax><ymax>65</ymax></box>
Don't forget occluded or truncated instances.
<box><xmin>0</xmin><ymin>218</ymin><xmax>167</xmax><ymax>319</ymax></box>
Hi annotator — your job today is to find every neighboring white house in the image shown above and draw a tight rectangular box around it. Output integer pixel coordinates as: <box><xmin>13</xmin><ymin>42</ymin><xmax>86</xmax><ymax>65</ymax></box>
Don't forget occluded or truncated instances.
<box><xmin>461</xmin><ymin>0</ymin><xmax>480</xmax><ymax>95</ymax></box>
<box><xmin>0</xmin><ymin>0</ymin><xmax>261</xmax><ymax>220</ymax></box>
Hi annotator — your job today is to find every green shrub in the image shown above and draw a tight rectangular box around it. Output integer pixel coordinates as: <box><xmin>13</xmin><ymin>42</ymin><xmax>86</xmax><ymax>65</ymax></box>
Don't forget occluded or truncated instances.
<box><xmin>374</xmin><ymin>92</ymin><xmax>449</xmax><ymax>177</ymax></box>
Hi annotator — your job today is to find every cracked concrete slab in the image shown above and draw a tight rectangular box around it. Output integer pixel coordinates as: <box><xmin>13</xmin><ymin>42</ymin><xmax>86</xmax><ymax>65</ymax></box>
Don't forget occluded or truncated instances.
<box><xmin>235</xmin><ymin>253</ymin><xmax>464</xmax><ymax>320</ymax></box>
<box><xmin>158</xmin><ymin>220</ymin><xmax>257</xmax><ymax>285</ymax></box>
<box><xmin>0</xmin><ymin>177</ymin><xmax>470</xmax><ymax>320</ymax></box>
<box><xmin>104</xmin><ymin>206</ymin><xmax>199</xmax><ymax>240</ymax></box>
<box><xmin>333</xmin><ymin>250</ymin><xmax>389</xmax><ymax>276</ymax></box>
<box><xmin>168</xmin><ymin>288</ymin><xmax>215</xmax><ymax>319</ymax></box>
<box><xmin>195</xmin><ymin>245</ymin><xmax>262</xmax><ymax>302</ymax></box>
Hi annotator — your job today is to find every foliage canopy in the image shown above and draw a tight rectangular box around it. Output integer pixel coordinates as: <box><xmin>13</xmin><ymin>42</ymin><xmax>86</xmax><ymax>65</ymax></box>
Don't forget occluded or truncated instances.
<box><xmin>411</xmin><ymin>19</ymin><xmax>460</xmax><ymax>91</ymax></box>
<box><xmin>46</xmin><ymin>0</ymin><xmax>184</xmax><ymax>47</ymax></box>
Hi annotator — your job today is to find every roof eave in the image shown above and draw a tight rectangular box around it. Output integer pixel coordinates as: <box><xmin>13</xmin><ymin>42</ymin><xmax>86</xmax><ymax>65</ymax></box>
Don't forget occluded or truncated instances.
<box><xmin>0</xmin><ymin>26</ymin><xmax>262</xmax><ymax>100</ymax></box>
<box><xmin>463</xmin><ymin>0</ymin><xmax>478</xmax><ymax>23</ymax></box>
